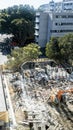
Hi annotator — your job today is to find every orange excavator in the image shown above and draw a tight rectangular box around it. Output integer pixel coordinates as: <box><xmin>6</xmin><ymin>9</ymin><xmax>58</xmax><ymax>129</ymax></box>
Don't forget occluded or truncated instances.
<box><xmin>50</xmin><ymin>88</ymin><xmax>73</xmax><ymax>104</ymax></box>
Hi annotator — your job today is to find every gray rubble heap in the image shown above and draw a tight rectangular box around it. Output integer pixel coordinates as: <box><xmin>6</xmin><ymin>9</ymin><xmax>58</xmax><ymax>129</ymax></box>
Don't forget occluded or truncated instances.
<box><xmin>8</xmin><ymin>65</ymin><xmax>73</xmax><ymax>130</ymax></box>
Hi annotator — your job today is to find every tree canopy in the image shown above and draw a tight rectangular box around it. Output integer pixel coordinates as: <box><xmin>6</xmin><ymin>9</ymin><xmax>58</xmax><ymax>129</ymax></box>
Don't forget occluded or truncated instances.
<box><xmin>46</xmin><ymin>34</ymin><xmax>73</xmax><ymax>65</ymax></box>
<box><xmin>0</xmin><ymin>5</ymin><xmax>35</xmax><ymax>46</ymax></box>
<box><xmin>6</xmin><ymin>43</ymin><xmax>42</xmax><ymax>70</ymax></box>
<box><xmin>59</xmin><ymin>34</ymin><xmax>73</xmax><ymax>63</ymax></box>
<box><xmin>46</xmin><ymin>37</ymin><xmax>61</xmax><ymax>62</ymax></box>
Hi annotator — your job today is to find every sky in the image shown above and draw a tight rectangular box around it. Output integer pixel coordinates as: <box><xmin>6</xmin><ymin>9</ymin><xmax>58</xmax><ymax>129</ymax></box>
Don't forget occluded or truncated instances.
<box><xmin>0</xmin><ymin>0</ymin><xmax>62</xmax><ymax>9</ymax></box>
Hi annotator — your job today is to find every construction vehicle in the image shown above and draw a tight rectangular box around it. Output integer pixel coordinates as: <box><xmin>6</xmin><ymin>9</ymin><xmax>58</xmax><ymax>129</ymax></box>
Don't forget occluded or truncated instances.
<box><xmin>50</xmin><ymin>88</ymin><xmax>73</xmax><ymax>104</ymax></box>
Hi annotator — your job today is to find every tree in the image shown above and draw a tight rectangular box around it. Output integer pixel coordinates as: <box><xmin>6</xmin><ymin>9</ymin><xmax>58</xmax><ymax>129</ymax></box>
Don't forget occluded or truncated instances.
<box><xmin>11</xmin><ymin>18</ymin><xmax>28</xmax><ymax>44</ymax></box>
<box><xmin>46</xmin><ymin>34</ymin><xmax>73</xmax><ymax>65</ymax></box>
<box><xmin>6</xmin><ymin>43</ymin><xmax>42</xmax><ymax>70</ymax></box>
<box><xmin>59</xmin><ymin>33</ymin><xmax>73</xmax><ymax>64</ymax></box>
<box><xmin>23</xmin><ymin>43</ymin><xmax>42</xmax><ymax>61</ymax></box>
<box><xmin>0</xmin><ymin>5</ymin><xmax>35</xmax><ymax>46</ymax></box>
<box><xmin>46</xmin><ymin>37</ymin><xmax>61</xmax><ymax>62</ymax></box>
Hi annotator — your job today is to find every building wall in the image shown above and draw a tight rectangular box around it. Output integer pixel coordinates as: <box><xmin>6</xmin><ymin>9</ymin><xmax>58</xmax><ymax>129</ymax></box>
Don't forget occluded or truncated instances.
<box><xmin>63</xmin><ymin>0</ymin><xmax>73</xmax><ymax>11</ymax></box>
<box><xmin>38</xmin><ymin>13</ymin><xmax>48</xmax><ymax>47</ymax></box>
<box><xmin>39</xmin><ymin>0</ymin><xmax>73</xmax><ymax>12</ymax></box>
<box><xmin>35</xmin><ymin>0</ymin><xmax>73</xmax><ymax>47</ymax></box>
<box><xmin>35</xmin><ymin>12</ymin><xmax>48</xmax><ymax>47</ymax></box>
<box><xmin>47</xmin><ymin>13</ymin><xmax>53</xmax><ymax>43</ymax></box>
<box><xmin>35</xmin><ymin>11</ymin><xmax>73</xmax><ymax>47</ymax></box>
<box><xmin>51</xmin><ymin>12</ymin><xmax>73</xmax><ymax>37</ymax></box>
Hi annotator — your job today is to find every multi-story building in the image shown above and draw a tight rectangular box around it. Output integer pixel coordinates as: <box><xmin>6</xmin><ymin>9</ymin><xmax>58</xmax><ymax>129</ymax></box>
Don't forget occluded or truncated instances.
<box><xmin>39</xmin><ymin>0</ymin><xmax>73</xmax><ymax>12</ymax></box>
<box><xmin>35</xmin><ymin>0</ymin><xmax>73</xmax><ymax>47</ymax></box>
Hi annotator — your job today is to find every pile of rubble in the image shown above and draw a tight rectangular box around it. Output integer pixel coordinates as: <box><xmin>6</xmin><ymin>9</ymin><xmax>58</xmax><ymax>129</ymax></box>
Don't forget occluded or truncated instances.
<box><xmin>7</xmin><ymin>64</ymin><xmax>73</xmax><ymax>130</ymax></box>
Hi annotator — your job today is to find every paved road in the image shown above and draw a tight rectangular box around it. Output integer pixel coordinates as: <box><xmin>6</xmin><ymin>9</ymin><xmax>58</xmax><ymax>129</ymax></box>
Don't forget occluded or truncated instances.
<box><xmin>0</xmin><ymin>53</ymin><xmax>17</xmax><ymax>129</ymax></box>
<box><xmin>0</xmin><ymin>74</ymin><xmax>6</xmax><ymax>112</ymax></box>
<box><xmin>0</xmin><ymin>52</ymin><xmax>8</xmax><ymax>65</ymax></box>
<box><xmin>4</xmin><ymin>75</ymin><xmax>17</xmax><ymax>128</ymax></box>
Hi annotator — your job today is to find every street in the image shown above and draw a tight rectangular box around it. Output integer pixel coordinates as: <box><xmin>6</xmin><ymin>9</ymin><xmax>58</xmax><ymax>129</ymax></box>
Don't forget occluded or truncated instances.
<box><xmin>0</xmin><ymin>52</ymin><xmax>17</xmax><ymax>129</ymax></box>
<box><xmin>0</xmin><ymin>52</ymin><xmax>8</xmax><ymax>65</ymax></box>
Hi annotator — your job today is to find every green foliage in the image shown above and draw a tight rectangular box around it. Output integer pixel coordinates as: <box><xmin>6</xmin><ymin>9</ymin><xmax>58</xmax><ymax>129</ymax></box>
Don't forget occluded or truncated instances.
<box><xmin>46</xmin><ymin>34</ymin><xmax>73</xmax><ymax>64</ymax></box>
<box><xmin>23</xmin><ymin>43</ymin><xmax>42</xmax><ymax>60</ymax></box>
<box><xmin>7</xmin><ymin>43</ymin><xmax>41</xmax><ymax>70</ymax></box>
<box><xmin>0</xmin><ymin>5</ymin><xmax>35</xmax><ymax>45</ymax></box>
<box><xmin>46</xmin><ymin>37</ymin><xmax>61</xmax><ymax>62</ymax></box>
<box><xmin>59</xmin><ymin>34</ymin><xmax>73</xmax><ymax>63</ymax></box>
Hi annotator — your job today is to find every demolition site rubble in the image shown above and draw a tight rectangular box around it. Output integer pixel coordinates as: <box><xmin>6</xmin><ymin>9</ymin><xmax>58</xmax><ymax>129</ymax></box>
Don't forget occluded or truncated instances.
<box><xmin>6</xmin><ymin>61</ymin><xmax>73</xmax><ymax>130</ymax></box>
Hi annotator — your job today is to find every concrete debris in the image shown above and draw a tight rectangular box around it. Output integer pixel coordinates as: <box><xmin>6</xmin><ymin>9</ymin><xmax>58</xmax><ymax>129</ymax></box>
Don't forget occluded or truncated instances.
<box><xmin>68</xmin><ymin>72</ymin><xmax>73</xmax><ymax>82</ymax></box>
<box><xmin>6</xmin><ymin>64</ymin><xmax>73</xmax><ymax>130</ymax></box>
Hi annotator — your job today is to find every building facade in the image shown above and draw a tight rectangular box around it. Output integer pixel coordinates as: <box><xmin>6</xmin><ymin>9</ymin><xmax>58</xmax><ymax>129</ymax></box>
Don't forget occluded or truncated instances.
<box><xmin>39</xmin><ymin>0</ymin><xmax>73</xmax><ymax>12</ymax></box>
<box><xmin>35</xmin><ymin>0</ymin><xmax>73</xmax><ymax>47</ymax></box>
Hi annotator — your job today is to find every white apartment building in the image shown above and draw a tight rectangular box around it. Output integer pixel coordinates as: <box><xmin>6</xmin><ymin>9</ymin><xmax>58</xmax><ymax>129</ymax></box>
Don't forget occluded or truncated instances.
<box><xmin>35</xmin><ymin>0</ymin><xmax>73</xmax><ymax>47</ymax></box>
<box><xmin>39</xmin><ymin>0</ymin><xmax>73</xmax><ymax>12</ymax></box>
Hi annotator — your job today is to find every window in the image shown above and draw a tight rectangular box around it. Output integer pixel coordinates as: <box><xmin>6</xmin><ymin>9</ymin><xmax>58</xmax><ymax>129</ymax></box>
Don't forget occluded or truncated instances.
<box><xmin>56</xmin><ymin>15</ymin><xmax>59</xmax><ymax>18</ymax></box>
<box><xmin>55</xmin><ymin>22</ymin><xmax>73</xmax><ymax>26</ymax></box>
<box><xmin>68</xmin><ymin>15</ymin><xmax>73</xmax><ymax>18</ymax></box>
<box><xmin>55</xmin><ymin>15</ymin><xmax>73</xmax><ymax>18</ymax></box>
<box><xmin>64</xmin><ymin>3</ymin><xmax>72</xmax><ymax>6</ymax></box>
<box><xmin>50</xmin><ymin>30</ymin><xmax>73</xmax><ymax>33</ymax></box>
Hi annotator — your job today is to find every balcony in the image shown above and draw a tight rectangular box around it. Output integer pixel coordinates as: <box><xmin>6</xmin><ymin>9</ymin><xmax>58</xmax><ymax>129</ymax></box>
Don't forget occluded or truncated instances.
<box><xmin>35</xmin><ymin>18</ymin><xmax>39</xmax><ymax>23</ymax></box>
<box><xmin>36</xmin><ymin>12</ymin><xmax>40</xmax><ymax>16</ymax></box>
<box><xmin>34</xmin><ymin>31</ymin><xmax>39</xmax><ymax>36</ymax></box>
<box><xmin>35</xmin><ymin>24</ymin><xmax>39</xmax><ymax>29</ymax></box>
